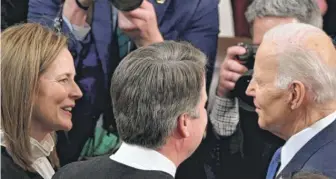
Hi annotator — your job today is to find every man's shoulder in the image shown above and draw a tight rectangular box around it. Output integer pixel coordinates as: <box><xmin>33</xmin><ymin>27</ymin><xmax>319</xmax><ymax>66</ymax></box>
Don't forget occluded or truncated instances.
<box><xmin>52</xmin><ymin>156</ymin><xmax>114</xmax><ymax>179</ymax></box>
<box><xmin>52</xmin><ymin>156</ymin><xmax>174</xmax><ymax>179</ymax></box>
<box><xmin>305</xmin><ymin>139</ymin><xmax>336</xmax><ymax>163</ymax></box>
<box><xmin>302</xmin><ymin>140</ymin><xmax>336</xmax><ymax>176</ymax></box>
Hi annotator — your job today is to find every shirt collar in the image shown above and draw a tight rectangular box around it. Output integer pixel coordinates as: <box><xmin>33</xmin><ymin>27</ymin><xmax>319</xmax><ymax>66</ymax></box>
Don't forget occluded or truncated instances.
<box><xmin>110</xmin><ymin>142</ymin><xmax>177</xmax><ymax>177</ymax></box>
<box><xmin>279</xmin><ymin>110</ymin><xmax>336</xmax><ymax>173</ymax></box>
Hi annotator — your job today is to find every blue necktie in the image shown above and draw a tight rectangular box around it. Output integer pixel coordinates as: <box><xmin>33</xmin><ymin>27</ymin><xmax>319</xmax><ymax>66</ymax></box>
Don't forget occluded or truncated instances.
<box><xmin>116</xmin><ymin>28</ymin><xmax>133</xmax><ymax>59</ymax></box>
<box><xmin>266</xmin><ymin>147</ymin><xmax>282</xmax><ymax>179</ymax></box>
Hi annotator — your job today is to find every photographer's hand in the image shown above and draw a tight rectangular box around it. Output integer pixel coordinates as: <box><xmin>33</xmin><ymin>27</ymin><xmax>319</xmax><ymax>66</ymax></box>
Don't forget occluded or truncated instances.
<box><xmin>63</xmin><ymin>0</ymin><xmax>93</xmax><ymax>26</ymax></box>
<box><xmin>217</xmin><ymin>46</ymin><xmax>248</xmax><ymax>97</ymax></box>
<box><xmin>118</xmin><ymin>0</ymin><xmax>163</xmax><ymax>47</ymax></box>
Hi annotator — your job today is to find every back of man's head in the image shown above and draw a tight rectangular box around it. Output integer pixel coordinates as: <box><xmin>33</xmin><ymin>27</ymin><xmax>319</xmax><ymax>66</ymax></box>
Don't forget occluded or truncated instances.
<box><xmin>110</xmin><ymin>41</ymin><xmax>207</xmax><ymax>150</ymax></box>
<box><xmin>246</xmin><ymin>0</ymin><xmax>322</xmax><ymax>28</ymax></box>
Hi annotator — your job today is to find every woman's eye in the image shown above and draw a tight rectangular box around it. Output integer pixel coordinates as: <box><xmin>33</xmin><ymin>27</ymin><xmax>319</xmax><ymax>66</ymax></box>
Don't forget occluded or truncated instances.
<box><xmin>59</xmin><ymin>78</ymin><xmax>69</xmax><ymax>83</ymax></box>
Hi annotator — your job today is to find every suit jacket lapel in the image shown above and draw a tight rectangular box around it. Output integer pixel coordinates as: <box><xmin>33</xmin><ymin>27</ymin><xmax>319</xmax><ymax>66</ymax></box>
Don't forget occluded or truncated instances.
<box><xmin>277</xmin><ymin>118</ymin><xmax>336</xmax><ymax>178</ymax></box>
<box><xmin>91</xmin><ymin>0</ymin><xmax>112</xmax><ymax>76</ymax></box>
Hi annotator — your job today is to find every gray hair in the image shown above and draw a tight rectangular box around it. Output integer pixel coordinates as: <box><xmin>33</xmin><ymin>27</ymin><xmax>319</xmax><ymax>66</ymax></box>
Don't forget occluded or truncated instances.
<box><xmin>245</xmin><ymin>0</ymin><xmax>323</xmax><ymax>28</ymax></box>
<box><xmin>263</xmin><ymin>23</ymin><xmax>336</xmax><ymax>104</ymax></box>
<box><xmin>110</xmin><ymin>41</ymin><xmax>207</xmax><ymax>149</ymax></box>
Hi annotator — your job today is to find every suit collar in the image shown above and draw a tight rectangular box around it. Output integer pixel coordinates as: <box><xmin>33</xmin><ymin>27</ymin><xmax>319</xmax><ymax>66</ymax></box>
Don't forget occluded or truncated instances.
<box><xmin>277</xmin><ymin>116</ymin><xmax>336</xmax><ymax>178</ymax></box>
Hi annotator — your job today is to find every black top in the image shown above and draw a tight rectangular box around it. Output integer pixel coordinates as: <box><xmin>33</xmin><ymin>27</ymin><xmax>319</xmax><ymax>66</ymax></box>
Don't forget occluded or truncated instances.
<box><xmin>1</xmin><ymin>146</ymin><xmax>43</xmax><ymax>179</ymax></box>
<box><xmin>52</xmin><ymin>156</ymin><xmax>174</xmax><ymax>179</ymax></box>
<box><xmin>1</xmin><ymin>0</ymin><xmax>28</xmax><ymax>30</ymax></box>
<box><xmin>324</xmin><ymin>0</ymin><xmax>336</xmax><ymax>37</ymax></box>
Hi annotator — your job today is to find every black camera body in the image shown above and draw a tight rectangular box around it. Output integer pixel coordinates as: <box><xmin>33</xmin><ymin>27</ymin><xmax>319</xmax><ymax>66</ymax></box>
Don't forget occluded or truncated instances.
<box><xmin>110</xmin><ymin>0</ymin><xmax>143</xmax><ymax>11</ymax></box>
<box><xmin>232</xmin><ymin>43</ymin><xmax>259</xmax><ymax>111</ymax></box>
<box><xmin>236</xmin><ymin>42</ymin><xmax>258</xmax><ymax>69</ymax></box>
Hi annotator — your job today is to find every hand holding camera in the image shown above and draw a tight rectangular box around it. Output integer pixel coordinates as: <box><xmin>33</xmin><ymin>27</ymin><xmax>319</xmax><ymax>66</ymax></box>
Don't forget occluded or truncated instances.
<box><xmin>217</xmin><ymin>46</ymin><xmax>248</xmax><ymax>97</ymax></box>
<box><xmin>118</xmin><ymin>0</ymin><xmax>164</xmax><ymax>47</ymax></box>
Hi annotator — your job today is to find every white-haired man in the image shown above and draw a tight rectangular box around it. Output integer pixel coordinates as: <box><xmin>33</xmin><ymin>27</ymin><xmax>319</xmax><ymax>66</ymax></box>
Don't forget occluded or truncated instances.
<box><xmin>246</xmin><ymin>23</ymin><xmax>336</xmax><ymax>179</ymax></box>
<box><xmin>208</xmin><ymin>0</ymin><xmax>323</xmax><ymax>178</ymax></box>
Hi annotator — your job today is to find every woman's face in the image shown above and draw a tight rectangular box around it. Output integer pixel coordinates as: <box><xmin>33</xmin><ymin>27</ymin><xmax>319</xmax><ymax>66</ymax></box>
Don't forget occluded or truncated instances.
<box><xmin>32</xmin><ymin>48</ymin><xmax>82</xmax><ymax>133</ymax></box>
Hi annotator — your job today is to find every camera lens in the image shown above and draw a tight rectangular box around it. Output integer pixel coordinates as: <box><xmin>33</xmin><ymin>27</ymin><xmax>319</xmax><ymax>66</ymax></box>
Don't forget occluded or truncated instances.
<box><xmin>111</xmin><ymin>0</ymin><xmax>143</xmax><ymax>11</ymax></box>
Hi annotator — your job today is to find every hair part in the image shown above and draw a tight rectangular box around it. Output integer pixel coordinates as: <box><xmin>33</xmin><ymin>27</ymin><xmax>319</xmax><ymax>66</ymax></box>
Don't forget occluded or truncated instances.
<box><xmin>1</xmin><ymin>23</ymin><xmax>67</xmax><ymax>171</ymax></box>
<box><xmin>110</xmin><ymin>41</ymin><xmax>207</xmax><ymax>149</ymax></box>
<box><xmin>245</xmin><ymin>0</ymin><xmax>323</xmax><ymax>28</ymax></box>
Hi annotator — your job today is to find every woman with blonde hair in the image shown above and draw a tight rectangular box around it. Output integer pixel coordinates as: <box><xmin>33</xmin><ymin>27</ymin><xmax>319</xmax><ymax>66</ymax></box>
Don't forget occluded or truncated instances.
<box><xmin>1</xmin><ymin>23</ymin><xmax>82</xmax><ymax>179</ymax></box>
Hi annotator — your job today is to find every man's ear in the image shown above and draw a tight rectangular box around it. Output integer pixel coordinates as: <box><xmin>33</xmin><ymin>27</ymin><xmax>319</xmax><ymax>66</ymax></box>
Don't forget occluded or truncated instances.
<box><xmin>288</xmin><ymin>81</ymin><xmax>306</xmax><ymax>110</ymax></box>
<box><xmin>177</xmin><ymin>113</ymin><xmax>190</xmax><ymax>138</ymax></box>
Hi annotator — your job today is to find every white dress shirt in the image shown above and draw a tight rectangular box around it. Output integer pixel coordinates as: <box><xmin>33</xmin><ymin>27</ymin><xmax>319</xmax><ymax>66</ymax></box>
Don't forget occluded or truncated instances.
<box><xmin>278</xmin><ymin>110</ymin><xmax>336</xmax><ymax>175</ymax></box>
<box><xmin>110</xmin><ymin>142</ymin><xmax>177</xmax><ymax>177</ymax></box>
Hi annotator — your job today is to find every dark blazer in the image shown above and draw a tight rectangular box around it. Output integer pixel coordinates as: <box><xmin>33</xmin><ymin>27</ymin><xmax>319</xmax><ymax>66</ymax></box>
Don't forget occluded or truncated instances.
<box><xmin>277</xmin><ymin>118</ymin><xmax>336</xmax><ymax>179</ymax></box>
<box><xmin>1</xmin><ymin>146</ymin><xmax>43</xmax><ymax>179</ymax></box>
<box><xmin>52</xmin><ymin>156</ymin><xmax>174</xmax><ymax>179</ymax></box>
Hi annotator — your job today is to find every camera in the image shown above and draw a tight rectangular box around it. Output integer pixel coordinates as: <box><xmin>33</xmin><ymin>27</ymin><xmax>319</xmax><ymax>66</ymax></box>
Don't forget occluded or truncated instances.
<box><xmin>236</xmin><ymin>42</ymin><xmax>258</xmax><ymax>69</ymax></box>
<box><xmin>232</xmin><ymin>43</ymin><xmax>259</xmax><ymax>111</ymax></box>
<box><xmin>110</xmin><ymin>0</ymin><xmax>143</xmax><ymax>11</ymax></box>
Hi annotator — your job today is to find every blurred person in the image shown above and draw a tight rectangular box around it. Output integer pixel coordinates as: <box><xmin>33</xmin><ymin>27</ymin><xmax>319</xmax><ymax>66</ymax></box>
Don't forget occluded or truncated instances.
<box><xmin>246</xmin><ymin>23</ymin><xmax>336</xmax><ymax>179</ymax></box>
<box><xmin>52</xmin><ymin>41</ymin><xmax>208</xmax><ymax>179</ymax></box>
<box><xmin>1</xmin><ymin>23</ymin><xmax>82</xmax><ymax>179</ymax></box>
<box><xmin>208</xmin><ymin>0</ymin><xmax>323</xmax><ymax>178</ymax></box>
<box><xmin>28</xmin><ymin>0</ymin><xmax>219</xmax><ymax>169</ymax></box>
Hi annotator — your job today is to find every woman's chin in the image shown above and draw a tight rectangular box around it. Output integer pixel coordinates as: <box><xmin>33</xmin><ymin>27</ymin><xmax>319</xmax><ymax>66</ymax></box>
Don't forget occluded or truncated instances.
<box><xmin>57</xmin><ymin>120</ymin><xmax>73</xmax><ymax>131</ymax></box>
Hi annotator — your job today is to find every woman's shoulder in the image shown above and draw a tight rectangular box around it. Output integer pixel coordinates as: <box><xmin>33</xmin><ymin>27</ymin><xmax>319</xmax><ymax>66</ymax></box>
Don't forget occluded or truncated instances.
<box><xmin>1</xmin><ymin>146</ymin><xmax>40</xmax><ymax>179</ymax></box>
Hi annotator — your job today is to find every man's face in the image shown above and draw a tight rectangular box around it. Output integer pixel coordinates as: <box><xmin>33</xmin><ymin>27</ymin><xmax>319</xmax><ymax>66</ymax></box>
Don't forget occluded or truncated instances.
<box><xmin>246</xmin><ymin>42</ymin><xmax>291</xmax><ymax>135</ymax></box>
<box><xmin>188</xmin><ymin>77</ymin><xmax>208</xmax><ymax>156</ymax></box>
<box><xmin>252</xmin><ymin>17</ymin><xmax>298</xmax><ymax>45</ymax></box>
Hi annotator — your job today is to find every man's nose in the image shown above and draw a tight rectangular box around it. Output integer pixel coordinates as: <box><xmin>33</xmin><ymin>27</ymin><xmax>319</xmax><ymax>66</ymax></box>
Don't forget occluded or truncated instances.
<box><xmin>245</xmin><ymin>81</ymin><xmax>255</xmax><ymax>97</ymax></box>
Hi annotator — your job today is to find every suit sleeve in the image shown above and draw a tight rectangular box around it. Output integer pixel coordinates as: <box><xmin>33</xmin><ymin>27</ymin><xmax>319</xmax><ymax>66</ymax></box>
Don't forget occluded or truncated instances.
<box><xmin>27</xmin><ymin>0</ymin><xmax>74</xmax><ymax>43</ymax></box>
<box><xmin>180</xmin><ymin>0</ymin><xmax>219</xmax><ymax>91</ymax></box>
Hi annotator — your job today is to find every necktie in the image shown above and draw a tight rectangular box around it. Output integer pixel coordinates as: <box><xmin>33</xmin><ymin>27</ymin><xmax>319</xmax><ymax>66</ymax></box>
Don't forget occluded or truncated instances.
<box><xmin>266</xmin><ymin>147</ymin><xmax>282</xmax><ymax>179</ymax></box>
<box><xmin>116</xmin><ymin>28</ymin><xmax>133</xmax><ymax>59</ymax></box>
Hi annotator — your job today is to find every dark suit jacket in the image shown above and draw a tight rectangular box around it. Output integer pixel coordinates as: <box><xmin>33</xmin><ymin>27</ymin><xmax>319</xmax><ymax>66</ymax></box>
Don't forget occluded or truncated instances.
<box><xmin>52</xmin><ymin>156</ymin><xmax>174</xmax><ymax>179</ymax></box>
<box><xmin>277</xmin><ymin>118</ymin><xmax>336</xmax><ymax>179</ymax></box>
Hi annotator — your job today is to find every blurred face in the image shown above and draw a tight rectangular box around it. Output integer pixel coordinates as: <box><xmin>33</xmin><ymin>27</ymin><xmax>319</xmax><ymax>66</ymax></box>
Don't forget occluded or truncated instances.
<box><xmin>316</xmin><ymin>0</ymin><xmax>328</xmax><ymax>15</ymax></box>
<box><xmin>252</xmin><ymin>17</ymin><xmax>297</xmax><ymax>45</ymax></box>
<box><xmin>246</xmin><ymin>43</ymin><xmax>291</xmax><ymax>135</ymax></box>
<box><xmin>32</xmin><ymin>48</ymin><xmax>83</xmax><ymax>133</ymax></box>
<box><xmin>187</xmin><ymin>77</ymin><xmax>208</xmax><ymax>155</ymax></box>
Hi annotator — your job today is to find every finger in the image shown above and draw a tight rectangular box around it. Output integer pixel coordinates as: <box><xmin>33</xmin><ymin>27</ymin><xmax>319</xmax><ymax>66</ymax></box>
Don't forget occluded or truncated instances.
<box><xmin>218</xmin><ymin>80</ymin><xmax>236</xmax><ymax>92</ymax></box>
<box><xmin>128</xmin><ymin>17</ymin><xmax>146</xmax><ymax>29</ymax></box>
<box><xmin>118</xmin><ymin>12</ymin><xmax>138</xmax><ymax>30</ymax></box>
<box><xmin>126</xmin><ymin>7</ymin><xmax>154</xmax><ymax>22</ymax></box>
<box><xmin>226</xmin><ymin>46</ymin><xmax>247</xmax><ymax>59</ymax></box>
<box><xmin>222</xmin><ymin>71</ymin><xmax>242</xmax><ymax>82</ymax></box>
<box><xmin>139</xmin><ymin>0</ymin><xmax>154</xmax><ymax>10</ymax></box>
<box><xmin>226</xmin><ymin>59</ymin><xmax>248</xmax><ymax>74</ymax></box>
